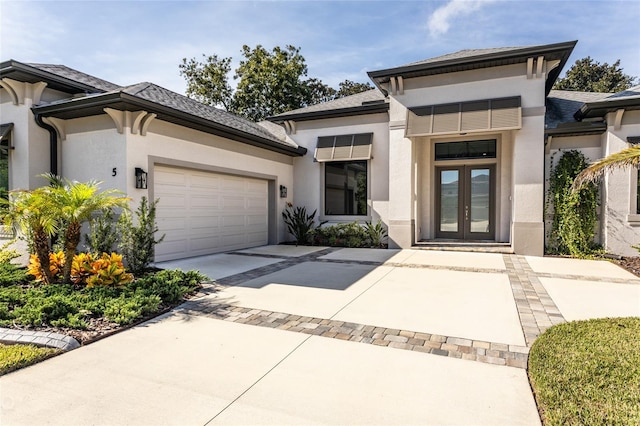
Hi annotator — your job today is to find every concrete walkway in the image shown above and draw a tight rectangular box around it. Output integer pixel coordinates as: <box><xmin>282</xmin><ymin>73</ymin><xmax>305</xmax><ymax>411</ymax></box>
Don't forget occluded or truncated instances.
<box><xmin>2</xmin><ymin>246</ymin><xmax>639</xmax><ymax>425</ymax></box>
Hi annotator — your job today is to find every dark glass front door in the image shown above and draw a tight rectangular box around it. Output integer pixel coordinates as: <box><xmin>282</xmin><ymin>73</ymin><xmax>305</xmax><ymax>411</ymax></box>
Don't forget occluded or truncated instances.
<box><xmin>435</xmin><ymin>165</ymin><xmax>495</xmax><ymax>240</ymax></box>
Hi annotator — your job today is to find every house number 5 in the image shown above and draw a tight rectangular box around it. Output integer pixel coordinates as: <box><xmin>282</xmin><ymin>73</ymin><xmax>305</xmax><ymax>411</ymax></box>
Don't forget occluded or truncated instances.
<box><xmin>112</xmin><ymin>168</ymin><xmax>117</xmax><ymax>177</ymax></box>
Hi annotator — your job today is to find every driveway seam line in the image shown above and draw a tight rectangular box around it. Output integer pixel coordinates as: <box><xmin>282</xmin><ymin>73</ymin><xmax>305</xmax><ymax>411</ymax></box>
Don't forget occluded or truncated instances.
<box><xmin>202</xmin><ymin>333</ymin><xmax>314</xmax><ymax>425</ymax></box>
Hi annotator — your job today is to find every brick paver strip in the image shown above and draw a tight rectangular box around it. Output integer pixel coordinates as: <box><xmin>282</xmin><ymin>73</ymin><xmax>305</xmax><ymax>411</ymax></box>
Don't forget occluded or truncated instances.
<box><xmin>179</xmin><ymin>300</ymin><xmax>530</xmax><ymax>369</ymax></box>
<box><xmin>503</xmin><ymin>254</ymin><xmax>566</xmax><ymax>346</ymax></box>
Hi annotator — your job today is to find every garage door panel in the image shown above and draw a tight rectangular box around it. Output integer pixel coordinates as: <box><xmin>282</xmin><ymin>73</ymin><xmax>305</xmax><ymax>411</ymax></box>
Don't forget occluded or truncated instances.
<box><xmin>189</xmin><ymin>194</ymin><xmax>221</xmax><ymax>209</ymax></box>
<box><xmin>154</xmin><ymin>165</ymin><xmax>269</xmax><ymax>261</ymax></box>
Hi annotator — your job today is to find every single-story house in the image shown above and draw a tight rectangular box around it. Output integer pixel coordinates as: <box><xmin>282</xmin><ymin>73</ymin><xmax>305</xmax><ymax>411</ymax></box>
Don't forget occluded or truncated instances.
<box><xmin>1</xmin><ymin>39</ymin><xmax>639</xmax><ymax>260</ymax></box>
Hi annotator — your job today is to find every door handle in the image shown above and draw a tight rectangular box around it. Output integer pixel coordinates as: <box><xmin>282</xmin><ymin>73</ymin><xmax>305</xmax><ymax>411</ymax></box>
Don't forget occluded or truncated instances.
<box><xmin>465</xmin><ymin>205</ymin><xmax>469</xmax><ymax>221</ymax></box>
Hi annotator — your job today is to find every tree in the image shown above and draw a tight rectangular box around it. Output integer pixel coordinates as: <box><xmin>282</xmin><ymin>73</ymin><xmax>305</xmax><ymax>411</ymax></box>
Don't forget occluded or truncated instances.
<box><xmin>554</xmin><ymin>56</ymin><xmax>637</xmax><ymax>93</ymax></box>
<box><xmin>180</xmin><ymin>45</ymin><xmax>374</xmax><ymax>121</ymax></box>
<box><xmin>572</xmin><ymin>145</ymin><xmax>640</xmax><ymax>190</ymax></box>
<box><xmin>335</xmin><ymin>80</ymin><xmax>374</xmax><ymax>98</ymax></box>
<box><xmin>2</xmin><ymin>186</ymin><xmax>59</xmax><ymax>284</ymax></box>
<box><xmin>179</xmin><ymin>54</ymin><xmax>233</xmax><ymax>110</ymax></box>
<box><xmin>45</xmin><ymin>175</ymin><xmax>129</xmax><ymax>283</ymax></box>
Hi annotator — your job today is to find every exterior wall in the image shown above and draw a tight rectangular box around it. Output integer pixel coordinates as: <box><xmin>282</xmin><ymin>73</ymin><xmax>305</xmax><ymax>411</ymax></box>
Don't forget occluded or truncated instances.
<box><xmin>386</xmin><ymin>62</ymin><xmax>549</xmax><ymax>254</ymax></box>
<box><xmin>286</xmin><ymin>113</ymin><xmax>390</xmax><ymax>229</ymax></box>
<box><xmin>59</xmin><ymin>113</ymin><xmax>297</xmax><ymax>245</ymax></box>
<box><xmin>0</xmin><ymin>83</ymin><xmax>52</xmax><ymax>190</ymax></box>
<box><xmin>601</xmin><ymin>110</ymin><xmax>640</xmax><ymax>256</ymax></box>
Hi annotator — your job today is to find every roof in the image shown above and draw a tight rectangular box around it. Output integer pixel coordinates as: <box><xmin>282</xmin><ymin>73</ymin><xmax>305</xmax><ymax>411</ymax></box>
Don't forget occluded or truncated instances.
<box><xmin>368</xmin><ymin>40</ymin><xmax>577</xmax><ymax>96</ymax></box>
<box><xmin>545</xmin><ymin>90</ymin><xmax>610</xmax><ymax>128</ymax></box>
<box><xmin>0</xmin><ymin>60</ymin><xmax>120</xmax><ymax>93</ymax></box>
<box><xmin>575</xmin><ymin>85</ymin><xmax>640</xmax><ymax>120</ymax></box>
<box><xmin>2</xmin><ymin>59</ymin><xmax>305</xmax><ymax>156</ymax></box>
<box><xmin>267</xmin><ymin>89</ymin><xmax>388</xmax><ymax>122</ymax></box>
<box><xmin>32</xmin><ymin>82</ymin><xmax>306</xmax><ymax>156</ymax></box>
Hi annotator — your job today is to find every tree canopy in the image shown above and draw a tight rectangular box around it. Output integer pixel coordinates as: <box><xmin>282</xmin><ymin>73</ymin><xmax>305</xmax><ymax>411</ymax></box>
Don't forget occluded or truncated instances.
<box><xmin>180</xmin><ymin>45</ymin><xmax>373</xmax><ymax>121</ymax></box>
<box><xmin>554</xmin><ymin>56</ymin><xmax>637</xmax><ymax>93</ymax></box>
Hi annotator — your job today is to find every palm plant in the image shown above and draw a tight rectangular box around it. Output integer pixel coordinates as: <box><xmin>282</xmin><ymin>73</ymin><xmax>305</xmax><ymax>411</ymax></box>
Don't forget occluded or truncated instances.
<box><xmin>44</xmin><ymin>175</ymin><xmax>129</xmax><ymax>283</ymax></box>
<box><xmin>572</xmin><ymin>145</ymin><xmax>640</xmax><ymax>190</ymax></box>
<box><xmin>2</xmin><ymin>187</ymin><xmax>59</xmax><ymax>284</ymax></box>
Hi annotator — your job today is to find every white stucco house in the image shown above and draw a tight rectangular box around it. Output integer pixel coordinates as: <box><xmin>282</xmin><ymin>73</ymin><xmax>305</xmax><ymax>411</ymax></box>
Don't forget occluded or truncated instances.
<box><xmin>1</xmin><ymin>40</ymin><xmax>639</xmax><ymax>260</ymax></box>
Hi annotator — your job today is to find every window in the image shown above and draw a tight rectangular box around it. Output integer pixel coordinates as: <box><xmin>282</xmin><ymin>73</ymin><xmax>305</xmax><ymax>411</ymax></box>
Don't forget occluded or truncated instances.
<box><xmin>0</xmin><ymin>123</ymin><xmax>12</xmax><ymax>200</ymax></box>
<box><xmin>325</xmin><ymin>160</ymin><xmax>367</xmax><ymax>215</ymax></box>
<box><xmin>435</xmin><ymin>139</ymin><xmax>496</xmax><ymax>161</ymax></box>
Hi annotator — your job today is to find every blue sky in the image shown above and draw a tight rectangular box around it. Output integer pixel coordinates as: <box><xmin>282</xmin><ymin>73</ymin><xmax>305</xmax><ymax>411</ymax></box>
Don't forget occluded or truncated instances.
<box><xmin>1</xmin><ymin>0</ymin><xmax>639</xmax><ymax>95</ymax></box>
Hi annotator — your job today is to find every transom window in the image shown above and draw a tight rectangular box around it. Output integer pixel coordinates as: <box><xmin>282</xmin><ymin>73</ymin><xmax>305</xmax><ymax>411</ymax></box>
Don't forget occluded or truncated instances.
<box><xmin>435</xmin><ymin>139</ymin><xmax>496</xmax><ymax>161</ymax></box>
<box><xmin>325</xmin><ymin>161</ymin><xmax>367</xmax><ymax>216</ymax></box>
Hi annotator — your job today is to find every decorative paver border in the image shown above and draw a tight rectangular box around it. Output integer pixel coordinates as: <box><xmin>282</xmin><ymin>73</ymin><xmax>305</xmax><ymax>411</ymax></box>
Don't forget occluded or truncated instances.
<box><xmin>0</xmin><ymin>327</ymin><xmax>79</xmax><ymax>351</ymax></box>
<box><xmin>503</xmin><ymin>254</ymin><xmax>566</xmax><ymax>346</ymax></box>
<box><xmin>179</xmin><ymin>301</ymin><xmax>530</xmax><ymax>369</ymax></box>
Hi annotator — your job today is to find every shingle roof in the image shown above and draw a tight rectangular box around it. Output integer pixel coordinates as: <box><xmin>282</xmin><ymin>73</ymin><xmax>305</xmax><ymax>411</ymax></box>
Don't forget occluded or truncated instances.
<box><xmin>25</xmin><ymin>63</ymin><xmax>121</xmax><ymax>92</ymax></box>
<box><xmin>602</xmin><ymin>85</ymin><xmax>640</xmax><ymax>100</ymax></box>
<box><xmin>268</xmin><ymin>89</ymin><xmax>388</xmax><ymax>121</ymax></box>
<box><xmin>400</xmin><ymin>46</ymin><xmax>536</xmax><ymax>68</ymax></box>
<box><xmin>546</xmin><ymin>90</ymin><xmax>610</xmax><ymax>129</ymax></box>
<box><xmin>119</xmin><ymin>82</ymin><xmax>300</xmax><ymax>149</ymax></box>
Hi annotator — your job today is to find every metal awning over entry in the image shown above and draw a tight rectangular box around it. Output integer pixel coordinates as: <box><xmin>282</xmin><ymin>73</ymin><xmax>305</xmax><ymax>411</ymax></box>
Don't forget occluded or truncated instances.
<box><xmin>406</xmin><ymin>96</ymin><xmax>522</xmax><ymax>137</ymax></box>
<box><xmin>315</xmin><ymin>133</ymin><xmax>373</xmax><ymax>162</ymax></box>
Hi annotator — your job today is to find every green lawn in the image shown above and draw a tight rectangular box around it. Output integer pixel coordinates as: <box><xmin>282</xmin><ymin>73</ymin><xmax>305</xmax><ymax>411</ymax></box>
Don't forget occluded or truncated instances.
<box><xmin>528</xmin><ymin>317</ymin><xmax>640</xmax><ymax>425</ymax></box>
<box><xmin>0</xmin><ymin>343</ymin><xmax>60</xmax><ymax>375</ymax></box>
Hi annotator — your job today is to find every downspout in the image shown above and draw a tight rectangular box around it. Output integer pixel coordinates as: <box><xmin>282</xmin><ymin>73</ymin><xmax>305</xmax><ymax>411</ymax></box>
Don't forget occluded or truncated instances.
<box><xmin>33</xmin><ymin>113</ymin><xmax>58</xmax><ymax>176</ymax></box>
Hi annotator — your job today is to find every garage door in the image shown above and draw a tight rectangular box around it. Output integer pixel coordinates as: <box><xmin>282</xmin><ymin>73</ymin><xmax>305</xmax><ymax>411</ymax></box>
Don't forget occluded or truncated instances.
<box><xmin>154</xmin><ymin>165</ymin><xmax>269</xmax><ymax>261</ymax></box>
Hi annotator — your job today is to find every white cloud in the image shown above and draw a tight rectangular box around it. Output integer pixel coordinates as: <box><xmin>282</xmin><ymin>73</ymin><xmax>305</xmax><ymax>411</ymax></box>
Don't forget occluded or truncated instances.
<box><xmin>428</xmin><ymin>0</ymin><xmax>495</xmax><ymax>37</ymax></box>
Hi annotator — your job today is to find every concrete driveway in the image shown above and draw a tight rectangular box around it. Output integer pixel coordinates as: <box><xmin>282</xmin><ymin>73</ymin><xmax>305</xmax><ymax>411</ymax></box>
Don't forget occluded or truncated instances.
<box><xmin>2</xmin><ymin>246</ymin><xmax>639</xmax><ymax>425</ymax></box>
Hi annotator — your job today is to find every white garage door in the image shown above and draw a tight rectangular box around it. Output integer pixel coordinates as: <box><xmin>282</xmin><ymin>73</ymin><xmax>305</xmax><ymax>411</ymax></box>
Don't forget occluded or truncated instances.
<box><xmin>154</xmin><ymin>165</ymin><xmax>269</xmax><ymax>261</ymax></box>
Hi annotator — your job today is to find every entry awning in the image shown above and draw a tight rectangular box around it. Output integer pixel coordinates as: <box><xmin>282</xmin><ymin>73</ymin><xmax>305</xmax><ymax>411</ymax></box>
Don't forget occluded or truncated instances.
<box><xmin>315</xmin><ymin>133</ymin><xmax>373</xmax><ymax>162</ymax></box>
<box><xmin>406</xmin><ymin>96</ymin><xmax>521</xmax><ymax>137</ymax></box>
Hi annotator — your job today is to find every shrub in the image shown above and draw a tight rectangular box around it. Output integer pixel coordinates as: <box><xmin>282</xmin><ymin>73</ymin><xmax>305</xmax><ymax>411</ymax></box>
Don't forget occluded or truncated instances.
<box><xmin>13</xmin><ymin>292</ymin><xmax>84</xmax><ymax>328</ymax></box>
<box><xmin>0</xmin><ymin>263</ymin><xmax>29</xmax><ymax>287</ymax></box>
<box><xmin>130</xmin><ymin>269</ymin><xmax>207</xmax><ymax>304</ymax></box>
<box><xmin>28</xmin><ymin>252</ymin><xmax>65</xmax><ymax>283</ymax></box>
<box><xmin>311</xmin><ymin>221</ymin><xmax>369</xmax><ymax>247</ymax></box>
<box><xmin>282</xmin><ymin>203</ymin><xmax>325</xmax><ymax>245</ymax></box>
<box><xmin>118</xmin><ymin>197</ymin><xmax>165</xmax><ymax>275</ymax></box>
<box><xmin>364</xmin><ymin>220</ymin><xmax>388</xmax><ymax>248</ymax></box>
<box><xmin>70</xmin><ymin>252</ymin><xmax>96</xmax><ymax>285</ymax></box>
<box><xmin>85</xmin><ymin>253</ymin><xmax>134</xmax><ymax>288</ymax></box>
<box><xmin>103</xmin><ymin>294</ymin><xmax>161</xmax><ymax>325</ymax></box>
<box><xmin>84</xmin><ymin>209</ymin><xmax>119</xmax><ymax>254</ymax></box>
<box><xmin>0</xmin><ymin>239</ymin><xmax>21</xmax><ymax>264</ymax></box>
<box><xmin>546</xmin><ymin>150</ymin><xmax>599</xmax><ymax>256</ymax></box>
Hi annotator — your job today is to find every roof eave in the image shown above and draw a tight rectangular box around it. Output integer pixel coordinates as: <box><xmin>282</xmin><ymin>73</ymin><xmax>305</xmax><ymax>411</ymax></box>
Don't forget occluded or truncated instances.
<box><xmin>367</xmin><ymin>40</ymin><xmax>577</xmax><ymax>96</ymax></box>
<box><xmin>574</xmin><ymin>97</ymin><xmax>640</xmax><ymax>120</ymax></box>
<box><xmin>544</xmin><ymin>122</ymin><xmax>607</xmax><ymax>137</ymax></box>
<box><xmin>32</xmin><ymin>93</ymin><xmax>307</xmax><ymax>157</ymax></box>
<box><xmin>0</xmin><ymin>59</ymin><xmax>108</xmax><ymax>94</ymax></box>
<box><xmin>266</xmin><ymin>103</ymin><xmax>389</xmax><ymax>123</ymax></box>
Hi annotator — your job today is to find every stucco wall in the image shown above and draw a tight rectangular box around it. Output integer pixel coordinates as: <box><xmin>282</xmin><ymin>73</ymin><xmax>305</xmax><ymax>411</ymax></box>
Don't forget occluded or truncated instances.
<box><xmin>385</xmin><ymin>61</ymin><xmax>549</xmax><ymax>254</ymax></box>
<box><xmin>59</xmin><ymin>113</ymin><xmax>297</xmax><ymax>244</ymax></box>
<box><xmin>286</xmin><ymin>113</ymin><xmax>390</xmax><ymax>227</ymax></box>
<box><xmin>0</xmin><ymin>84</ymin><xmax>52</xmax><ymax>190</ymax></box>
<box><xmin>601</xmin><ymin>110</ymin><xmax>640</xmax><ymax>256</ymax></box>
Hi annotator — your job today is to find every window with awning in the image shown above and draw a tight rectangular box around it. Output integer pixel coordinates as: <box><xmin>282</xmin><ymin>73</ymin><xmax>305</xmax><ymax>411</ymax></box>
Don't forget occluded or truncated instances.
<box><xmin>315</xmin><ymin>133</ymin><xmax>373</xmax><ymax>162</ymax></box>
<box><xmin>406</xmin><ymin>97</ymin><xmax>521</xmax><ymax>137</ymax></box>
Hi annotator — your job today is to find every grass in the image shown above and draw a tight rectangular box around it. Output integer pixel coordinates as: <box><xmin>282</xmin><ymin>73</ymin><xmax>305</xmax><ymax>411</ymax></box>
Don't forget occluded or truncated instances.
<box><xmin>528</xmin><ymin>317</ymin><xmax>640</xmax><ymax>425</ymax></box>
<box><xmin>0</xmin><ymin>343</ymin><xmax>60</xmax><ymax>376</ymax></box>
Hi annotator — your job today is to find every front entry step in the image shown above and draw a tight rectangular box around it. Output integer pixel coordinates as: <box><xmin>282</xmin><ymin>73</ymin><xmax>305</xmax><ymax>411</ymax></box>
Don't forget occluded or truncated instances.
<box><xmin>414</xmin><ymin>240</ymin><xmax>513</xmax><ymax>254</ymax></box>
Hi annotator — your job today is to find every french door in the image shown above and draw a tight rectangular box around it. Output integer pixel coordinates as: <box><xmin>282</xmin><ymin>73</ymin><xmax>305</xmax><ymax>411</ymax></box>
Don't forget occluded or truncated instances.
<box><xmin>435</xmin><ymin>165</ymin><xmax>495</xmax><ymax>240</ymax></box>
